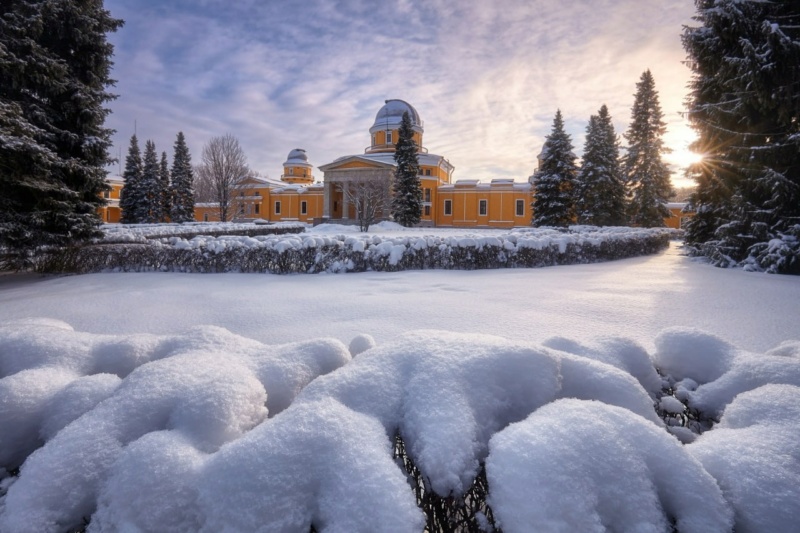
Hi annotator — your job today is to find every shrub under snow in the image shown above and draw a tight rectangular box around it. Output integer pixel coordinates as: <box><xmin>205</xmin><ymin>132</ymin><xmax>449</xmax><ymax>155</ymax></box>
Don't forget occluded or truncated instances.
<box><xmin>43</xmin><ymin>226</ymin><xmax>672</xmax><ymax>274</ymax></box>
<box><xmin>0</xmin><ymin>321</ymin><xmax>797</xmax><ymax>532</ymax></box>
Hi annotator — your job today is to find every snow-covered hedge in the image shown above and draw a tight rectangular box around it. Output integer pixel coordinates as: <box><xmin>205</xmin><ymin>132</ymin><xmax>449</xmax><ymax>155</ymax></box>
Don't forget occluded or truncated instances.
<box><xmin>98</xmin><ymin>221</ymin><xmax>305</xmax><ymax>243</ymax></box>
<box><xmin>46</xmin><ymin>226</ymin><xmax>671</xmax><ymax>274</ymax></box>
<box><xmin>1</xmin><ymin>321</ymin><xmax>798</xmax><ymax>532</ymax></box>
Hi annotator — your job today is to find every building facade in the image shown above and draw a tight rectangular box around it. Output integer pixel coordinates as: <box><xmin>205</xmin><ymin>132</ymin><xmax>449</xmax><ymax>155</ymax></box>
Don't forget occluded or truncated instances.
<box><xmin>103</xmin><ymin>99</ymin><xmax>688</xmax><ymax>229</ymax></box>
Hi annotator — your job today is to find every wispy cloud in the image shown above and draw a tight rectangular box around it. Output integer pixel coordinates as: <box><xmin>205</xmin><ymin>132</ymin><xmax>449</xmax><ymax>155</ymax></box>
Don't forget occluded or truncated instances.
<box><xmin>104</xmin><ymin>0</ymin><xmax>697</xmax><ymax>186</ymax></box>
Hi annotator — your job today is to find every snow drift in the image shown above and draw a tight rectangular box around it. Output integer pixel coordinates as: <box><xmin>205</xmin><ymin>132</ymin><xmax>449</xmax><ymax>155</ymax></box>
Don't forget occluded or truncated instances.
<box><xmin>0</xmin><ymin>321</ymin><xmax>797</xmax><ymax>532</ymax></box>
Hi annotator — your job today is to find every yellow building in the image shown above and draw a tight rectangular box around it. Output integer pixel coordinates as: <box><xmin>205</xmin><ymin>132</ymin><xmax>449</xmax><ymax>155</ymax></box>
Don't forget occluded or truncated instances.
<box><xmin>103</xmin><ymin>99</ymin><xmax>687</xmax><ymax>229</ymax></box>
<box><xmin>211</xmin><ymin>99</ymin><xmax>532</xmax><ymax>229</ymax></box>
<box><xmin>98</xmin><ymin>175</ymin><xmax>123</xmax><ymax>223</ymax></box>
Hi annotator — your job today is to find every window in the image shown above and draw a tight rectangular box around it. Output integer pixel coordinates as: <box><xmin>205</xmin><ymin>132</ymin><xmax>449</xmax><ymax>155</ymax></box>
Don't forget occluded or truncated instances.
<box><xmin>103</xmin><ymin>190</ymin><xmax>110</xmax><ymax>199</ymax></box>
<box><xmin>289</xmin><ymin>167</ymin><xmax>294</xmax><ymax>175</ymax></box>
<box><xmin>425</xmin><ymin>169</ymin><xmax>431</xmax><ymax>176</ymax></box>
<box><xmin>424</xmin><ymin>188</ymin><xmax>431</xmax><ymax>202</ymax></box>
<box><xmin>255</xmin><ymin>204</ymin><xmax>260</xmax><ymax>215</ymax></box>
<box><xmin>333</xmin><ymin>200</ymin><xmax>338</xmax><ymax>212</ymax></box>
<box><xmin>301</xmin><ymin>201</ymin><xmax>307</xmax><ymax>215</ymax></box>
<box><xmin>386</xmin><ymin>131</ymin><xmax>393</xmax><ymax>144</ymax></box>
<box><xmin>479</xmin><ymin>200</ymin><xmax>488</xmax><ymax>216</ymax></box>
<box><xmin>444</xmin><ymin>199</ymin><xmax>452</xmax><ymax>216</ymax></box>
<box><xmin>203</xmin><ymin>213</ymin><xmax>209</xmax><ymax>222</ymax></box>
<box><xmin>516</xmin><ymin>199</ymin><xmax>525</xmax><ymax>217</ymax></box>
<box><xmin>424</xmin><ymin>205</ymin><xmax>431</xmax><ymax>217</ymax></box>
<box><xmin>254</xmin><ymin>191</ymin><xmax>260</xmax><ymax>196</ymax></box>
<box><xmin>372</xmin><ymin>134</ymin><xmax>376</xmax><ymax>146</ymax></box>
<box><xmin>275</xmin><ymin>201</ymin><xmax>281</xmax><ymax>215</ymax></box>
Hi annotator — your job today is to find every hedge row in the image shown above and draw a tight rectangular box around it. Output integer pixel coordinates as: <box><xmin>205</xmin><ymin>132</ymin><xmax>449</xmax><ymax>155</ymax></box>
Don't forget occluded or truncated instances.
<box><xmin>98</xmin><ymin>223</ymin><xmax>305</xmax><ymax>244</ymax></box>
<box><xmin>42</xmin><ymin>230</ymin><xmax>671</xmax><ymax>274</ymax></box>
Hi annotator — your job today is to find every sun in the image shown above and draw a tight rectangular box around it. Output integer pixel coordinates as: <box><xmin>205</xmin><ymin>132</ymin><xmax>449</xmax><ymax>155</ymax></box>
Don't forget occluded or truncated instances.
<box><xmin>670</xmin><ymin>148</ymin><xmax>705</xmax><ymax>169</ymax></box>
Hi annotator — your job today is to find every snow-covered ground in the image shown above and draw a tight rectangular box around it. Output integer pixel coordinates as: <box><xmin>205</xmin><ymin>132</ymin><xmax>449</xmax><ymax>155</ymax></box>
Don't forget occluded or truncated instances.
<box><xmin>1</xmin><ymin>240</ymin><xmax>796</xmax><ymax>353</ymax></box>
<box><xmin>1</xmin><ymin>229</ymin><xmax>799</xmax><ymax>532</ymax></box>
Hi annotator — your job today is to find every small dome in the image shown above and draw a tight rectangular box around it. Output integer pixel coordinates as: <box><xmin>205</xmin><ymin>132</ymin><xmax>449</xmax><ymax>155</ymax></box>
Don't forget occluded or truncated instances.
<box><xmin>284</xmin><ymin>148</ymin><xmax>312</xmax><ymax>167</ymax></box>
<box><xmin>369</xmin><ymin>99</ymin><xmax>423</xmax><ymax>133</ymax></box>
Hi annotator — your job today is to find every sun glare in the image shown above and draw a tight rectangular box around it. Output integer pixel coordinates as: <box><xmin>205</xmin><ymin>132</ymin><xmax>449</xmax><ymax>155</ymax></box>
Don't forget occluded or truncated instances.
<box><xmin>670</xmin><ymin>148</ymin><xmax>705</xmax><ymax>169</ymax></box>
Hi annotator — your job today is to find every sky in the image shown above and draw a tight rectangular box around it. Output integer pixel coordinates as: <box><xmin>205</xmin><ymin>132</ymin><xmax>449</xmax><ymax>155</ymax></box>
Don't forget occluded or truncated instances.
<box><xmin>102</xmin><ymin>0</ymin><xmax>700</xmax><ymax>188</ymax></box>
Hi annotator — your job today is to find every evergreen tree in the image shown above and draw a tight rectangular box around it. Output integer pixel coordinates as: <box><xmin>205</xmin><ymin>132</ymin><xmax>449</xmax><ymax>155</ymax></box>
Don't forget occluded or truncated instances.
<box><xmin>576</xmin><ymin>105</ymin><xmax>626</xmax><ymax>226</ymax></box>
<box><xmin>159</xmin><ymin>151</ymin><xmax>171</xmax><ymax>222</ymax></box>
<box><xmin>683</xmin><ymin>0</ymin><xmax>800</xmax><ymax>273</ymax></box>
<box><xmin>0</xmin><ymin>0</ymin><xmax>122</xmax><ymax>264</ymax></box>
<box><xmin>623</xmin><ymin>70</ymin><xmax>673</xmax><ymax>227</ymax></box>
<box><xmin>391</xmin><ymin>111</ymin><xmax>422</xmax><ymax>227</ymax></box>
<box><xmin>169</xmin><ymin>132</ymin><xmax>195</xmax><ymax>223</ymax></box>
<box><xmin>119</xmin><ymin>134</ymin><xmax>143</xmax><ymax>224</ymax></box>
<box><xmin>532</xmin><ymin>110</ymin><xmax>577</xmax><ymax>227</ymax></box>
<box><xmin>138</xmin><ymin>140</ymin><xmax>160</xmax><ymax>223</ymax></box>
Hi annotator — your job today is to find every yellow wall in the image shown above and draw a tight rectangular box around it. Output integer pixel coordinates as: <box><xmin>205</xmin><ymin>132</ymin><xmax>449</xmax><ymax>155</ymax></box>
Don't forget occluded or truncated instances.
<box><xmin>665</xmin><ymin>205</ymin><xmax>693</xmax><ymax>229</ymax></box>
<box><xmin>97</xmin><ymin>181</ymin><xmax>123</xmax><ymax>223</ymax></box>
<box><xmin>435</xmin><ymin>185</ymin><xmax>533</xmax><ymax>228</ymax></box>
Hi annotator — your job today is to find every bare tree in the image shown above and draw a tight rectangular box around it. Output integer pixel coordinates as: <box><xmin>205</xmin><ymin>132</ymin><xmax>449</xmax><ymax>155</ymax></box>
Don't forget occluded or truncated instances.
<box><xmin>339</xmin><ymin>178</ymin><xmax>391</xmax><ymax>232</ymax></box>
<box><xmin>196</xmin><ymin>134</ymin><xmax>250</xmax><ymax>222</ymax></box>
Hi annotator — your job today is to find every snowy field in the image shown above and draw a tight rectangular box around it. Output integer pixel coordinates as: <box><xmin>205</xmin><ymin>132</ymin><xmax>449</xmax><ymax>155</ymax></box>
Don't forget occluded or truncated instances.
<box><xmin>1</xmin><ymin>226</ymin><xmax>799</xmax><ymax>532</ymax></box>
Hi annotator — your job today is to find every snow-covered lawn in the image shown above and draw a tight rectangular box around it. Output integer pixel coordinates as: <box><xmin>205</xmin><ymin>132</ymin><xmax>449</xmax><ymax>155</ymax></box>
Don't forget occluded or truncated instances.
<box><xmin>0</xmin><ymin>231</ymin><xmax>798</xmax><ymax>532</ymax></box>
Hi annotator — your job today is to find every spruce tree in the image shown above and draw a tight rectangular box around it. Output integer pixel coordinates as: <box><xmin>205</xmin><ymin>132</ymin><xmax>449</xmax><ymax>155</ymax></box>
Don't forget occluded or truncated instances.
<box><xmin>532</xmin><ymin>110</ymin><xmax>577</xmax><ymax>227</ymax></box>
<box><xmin>0</xmin><ymin>0</ymin><xmax>122</xmax><ymax>264</ymax></box>
<box><xmin>683</xmin><ymin>0</ymin><xmax>800</xmax><ymax>273</ymax></box>
<box><xmin>391</xmin><ymin>111</ymin><xmax>422</xmax><ymax>227</ymax></box>
<box><xmin>138</xmin><ymin>140</ymin><xmax>160</xmax><ymax>223</ymax></box>
<box><xmin>159</xmin><ymin>151</ymin><xmax>171</xmax><ymax>222</ymax></box>
<box><xmin>576</xmin><ymin>105</ymin><xmax>626</xmax><ymax>226</ymax></box>
<box><xmin>119</xmin><ymin>134</ymin><xmax>143</xmax><ymax>224</ymax></box>
<box><xmin>170</xmin><ymin>132</ymin><xmax>195</xmax><ymax>223</ymax></box>
<box><xmin>623</xmin><ymin>70</ymin><xmax>673</xmax><ymax>227</ymax></box>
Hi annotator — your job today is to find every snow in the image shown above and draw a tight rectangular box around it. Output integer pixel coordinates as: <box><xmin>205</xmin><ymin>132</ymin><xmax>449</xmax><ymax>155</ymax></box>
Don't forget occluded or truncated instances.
<box><xmin>689</xmin><ymin>385</ymin><xmax>800</xmax><ymax>533</ymax></box>
<box><xmin>487</xmin><ymin>399</ymin><xmax>734</xmax><ymax>533</ymax></box>
<box><xmin>655</xmin><ymin>327</ymin><xmax>800</xmax><ymax>418</ymax></box>
<box><xmin>0</xmin><ymin>236</ymin><xmax>799</xmax><ymax>531</ymax></box>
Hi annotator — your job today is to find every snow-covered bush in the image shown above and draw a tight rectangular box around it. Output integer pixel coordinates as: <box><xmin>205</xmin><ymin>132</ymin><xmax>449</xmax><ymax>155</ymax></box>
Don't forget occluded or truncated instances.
<box><xmin>42</xmin><ymin>226</ymin><xmax>672</xmax><ymax>274</ymax></box>
<box><xmin>688</xmin><ymin>385</ymin><xmax>800</xmax><ymax>533</ymax></box>
<box><xmin>487</xmin><ymin>399</ymin><xmax>733</xmax><ymax>532</ymax></box>
<box><xmin>1</xmin><ymin>322</ymin><xmax>797</xmax><ymax>532</ymax></box>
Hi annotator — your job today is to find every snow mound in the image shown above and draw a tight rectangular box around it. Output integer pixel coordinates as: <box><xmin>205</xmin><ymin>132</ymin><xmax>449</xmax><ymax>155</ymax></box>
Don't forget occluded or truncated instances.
<box><xmin>487</xmin><ymin>399</ymin><xmax>734</xmax><ymax>533</ymax></box>
<box><xmin>545</xmin><ymin>335</ymin><xmax>663</xmax><ymax>395</ymax></box>
<box><xmin>348</xmin><ymin>333</ymin><xmax>376</xmax><ymax>356</ymax></box>
<box><xmin>689</xmin><ymin>385</ymin><xmax>800</xmax><ymax>533</ymax></box>
<box><xmin>296</xmin><ymin>330</ymin><xmax>661</xmax><ymax>497</ymax></box>
<box><xmin>655</xmin><ymin>327</ymin><xmax>800</xmax><ymax>417</ymax></box>
<box><xmin>0</xmin><ymin>325</ymin><xmax>350</xmax><ymax>532</ymax></box>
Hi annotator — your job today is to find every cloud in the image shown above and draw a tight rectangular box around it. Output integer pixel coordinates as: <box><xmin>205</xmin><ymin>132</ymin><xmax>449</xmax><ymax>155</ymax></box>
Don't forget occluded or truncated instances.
<box><xmin>104</xmin><ymin>0</ymin><xmax>697</xmax><ymax>187</ymax></box>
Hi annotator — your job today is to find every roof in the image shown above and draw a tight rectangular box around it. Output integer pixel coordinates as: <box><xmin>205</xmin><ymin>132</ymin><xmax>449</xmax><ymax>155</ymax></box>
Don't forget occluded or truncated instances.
<box><xmin>284</xmin><ymin>148</ymin><xmax>312</xmax><ymax>168</ymax></box>
<box><xmin>369</xmin><ymin>99</ymin><xmax>424</xmax><ymax>134</ymax></box>
<box><xmin>318</xmin><ymin>151</ymin><xmax>452</xmax><ymax>172</ymax></box>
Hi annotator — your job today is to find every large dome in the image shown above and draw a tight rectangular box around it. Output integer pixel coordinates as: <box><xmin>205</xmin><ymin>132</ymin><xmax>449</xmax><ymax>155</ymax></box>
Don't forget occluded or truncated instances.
<box><xmin>369</xmin><ymin>99</ymin><xmax>423</xmax><ymax>133</ymax></box>
<box><xmin>284</xmin><ymin>148</ymin><xmax>311</xmax><ymax>167</ymax></box>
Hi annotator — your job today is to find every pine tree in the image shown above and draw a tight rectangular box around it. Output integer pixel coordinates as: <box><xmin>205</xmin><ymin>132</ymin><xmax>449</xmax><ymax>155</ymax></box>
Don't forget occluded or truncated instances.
<box><xmin>391</xmin><ymin>111</ymin><xmax>422</xmax><ymax>227</ymax></box>
<box><xmin>169</xmin><ymin>132</ymin><xmax>195</xmax><ymax>223</ymax></box>
<box><xmin>159</xmin><ymin>151</ymin><xmax>171</xmax><ymax>222</ymax></box>
<box><xmin>138</xmin><ymin>140</ymin><xmax>160</xmax><ymax>223</ymax></box>
<box><xmin>683</xmin><ymin>0</ymin><xmax>800</xmax><ymax>273</ymax></box>
<box><xmin>532</xmin><ymin>110</ymin><xmax>577</xmax><ymax>227</ymax></box>
<box><xmin>0</xmin><ymin>0</ymin><xmax>122</xmax><ymax>264</ymax></box>
<box><xmin>623</xmin><ymin>70</ymin><xmax>673</xmax><ymax>227</ymax></box>
<box><xmin>119</xmin><ymin>134</ymin><xmax>143</xmax><ymax>224</ymax></box>
<box><xmin>576</xmin><ymin>105</ymin><xmax>626</xmax><ymax>226</ymax></box>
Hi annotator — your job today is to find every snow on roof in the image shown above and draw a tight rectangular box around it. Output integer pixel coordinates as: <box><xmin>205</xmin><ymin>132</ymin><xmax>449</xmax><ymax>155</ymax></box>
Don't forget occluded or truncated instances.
<box><xmin>666</xmin><ymin>202</ymin><xmax>689</xmax><ymax>209</ymax></box>
<box><xmin>284</xmin><ymin>148</ymin><xmax>313</xmax><ymax>168</ymax></box>
<box><xmin>318</xmin><ymin>152</ymin><xmax>449</xmax><ymax>171</ymax></box>
<box><xmin>369</xmin><ymin>99</ymin><xmax>423</xmax><ymax>133</ymax></box>
<box><xmin>106</xmin><ymin>175</ymin><xmax>124</xmax><ymax>183</ymax></box>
